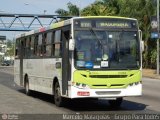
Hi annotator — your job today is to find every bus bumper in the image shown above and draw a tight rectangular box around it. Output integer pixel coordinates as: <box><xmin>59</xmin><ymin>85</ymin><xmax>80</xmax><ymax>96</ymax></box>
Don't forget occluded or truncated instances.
<box><xmin>70</xmin><ymin>83</ymin><xmax>142</xmax><ymax>99</ymax></box>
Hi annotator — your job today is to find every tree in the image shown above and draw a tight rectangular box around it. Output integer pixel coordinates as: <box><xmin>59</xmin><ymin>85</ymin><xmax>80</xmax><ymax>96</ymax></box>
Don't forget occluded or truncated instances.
<box><xmin>55</xmin><ymin>2</ymin><xmax>80</xmax><ymax>16</ymax></box>
<box><xmin>101</xmin><ymin>0</ymin><xmax>120</xmax><ymax>15</ymax></box>
<box><xmin>81</xmin><ymin>0</ymin><xmax>119</xmax><ymax>16</ymax></box>
<box><xmin>141</xmin><ymin>0</ymin><xmax>156</xmax><ymax>68</ymax></box>
<box><xmin>5</xmin><ymin>39</ymin><xmax>14</xmax><ymax>57</ymax></box>
<box><xmin>81</xmin><ymin>1</ymin><xmax>107</xmax><ymax>16</ymax></box>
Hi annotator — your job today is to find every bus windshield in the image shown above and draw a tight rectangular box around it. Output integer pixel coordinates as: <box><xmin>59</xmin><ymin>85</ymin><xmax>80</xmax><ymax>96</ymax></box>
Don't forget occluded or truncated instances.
<box><xmin>74</xmin><ymin>30</ymin><xmax>140</xmax><ymax>70</ymax></box>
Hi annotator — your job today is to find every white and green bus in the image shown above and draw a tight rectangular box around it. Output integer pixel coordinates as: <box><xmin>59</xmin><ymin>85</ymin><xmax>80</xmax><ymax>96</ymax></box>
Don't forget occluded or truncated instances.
<box><xmin>14</xmin><ymin>16</ymin><xmax>143</xmax><ymax>107</ymax></box>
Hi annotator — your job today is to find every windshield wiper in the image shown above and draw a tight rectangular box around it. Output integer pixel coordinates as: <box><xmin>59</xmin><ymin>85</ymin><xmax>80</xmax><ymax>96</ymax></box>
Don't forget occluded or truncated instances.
<box><xmin>89</xmin><ymin>28</ymin><xmax>103</xmax><ymax>47</ymax></box>
<box><xmin>115</xmin><ymin>39</ymin><xmax>120</xmax><ymax>62</ymax></box>
<box><xmin>89</xmin><ymin>28</ymin><xmax>104</xmax><ymax>57</ymax></box>
<box><xmin>116</xmin><ymin>31</ymin><xmax>124</xmax><ymax>63</ymax></box>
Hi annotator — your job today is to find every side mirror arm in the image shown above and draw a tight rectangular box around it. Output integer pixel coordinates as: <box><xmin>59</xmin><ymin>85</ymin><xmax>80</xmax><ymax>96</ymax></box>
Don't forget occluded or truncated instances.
<box><xmin>69</xmin><ymin>39</ymin><xmax>75</xmax><ymax>51</ymax></box>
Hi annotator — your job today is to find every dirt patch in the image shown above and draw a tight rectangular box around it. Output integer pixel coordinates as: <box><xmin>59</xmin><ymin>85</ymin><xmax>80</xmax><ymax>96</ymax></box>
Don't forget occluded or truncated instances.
<box><xmin>142</xmin><ymin>69</ymin><xmax>160</xmax><ymax>79</ymax></box>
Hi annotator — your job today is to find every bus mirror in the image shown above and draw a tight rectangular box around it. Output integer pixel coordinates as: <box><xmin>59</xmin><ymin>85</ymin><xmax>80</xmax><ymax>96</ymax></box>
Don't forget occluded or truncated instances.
<box><xmin>69</xmin><ymin>39</ymin><xmax>75</xmax><ymax>51</ymax></box>
<box><xmin>141</xmin><ymin>41</ymin><xmax>144</xmax><ymax>52</ymax></box>
<box><xmin>139</xmin><ymin>30</ymin><xmax>142</xmax><ymax>41</ymax></box>
<box><xmin>139</xmin><ymin>30</ymin><xmax>144</xmax><ymax>52</ymax></box>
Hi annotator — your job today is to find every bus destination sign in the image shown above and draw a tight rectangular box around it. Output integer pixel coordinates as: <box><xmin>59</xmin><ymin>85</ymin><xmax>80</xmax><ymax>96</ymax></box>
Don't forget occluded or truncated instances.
<box><xmin>75</xmin><ymin>19</ymin><xmax>136</xmax><ymax>29</ymax></box>
<box><xmin>80</xmin><ymin>22</ymin><xmax>92</xmax><ymax>28</ymax></box>
<box><xmin>96</xmin><ymin>21</ymin><xmax>132</xmax><ymax>28</ymax></box>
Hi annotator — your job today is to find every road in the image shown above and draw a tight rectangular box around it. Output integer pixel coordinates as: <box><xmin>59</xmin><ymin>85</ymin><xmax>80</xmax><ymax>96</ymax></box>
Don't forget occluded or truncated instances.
<box><xmin>0</xmin><ymin>67</ymin><xmax>160</xmax><ymax>120</ymax></box>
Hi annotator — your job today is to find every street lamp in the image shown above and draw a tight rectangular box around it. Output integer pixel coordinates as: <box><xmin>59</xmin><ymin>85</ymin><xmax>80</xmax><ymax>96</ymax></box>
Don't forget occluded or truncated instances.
<box><xmin>24</xmin><ymin>3</ymin><xmax>47</xmax><ymax>15</ymax></box>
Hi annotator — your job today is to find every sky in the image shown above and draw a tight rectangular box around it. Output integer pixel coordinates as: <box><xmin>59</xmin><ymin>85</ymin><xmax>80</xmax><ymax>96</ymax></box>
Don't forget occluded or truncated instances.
<box><xmin>0</xmin><ymin>0</ymin><xmax>95</xmax><ymax>40</ymax></box>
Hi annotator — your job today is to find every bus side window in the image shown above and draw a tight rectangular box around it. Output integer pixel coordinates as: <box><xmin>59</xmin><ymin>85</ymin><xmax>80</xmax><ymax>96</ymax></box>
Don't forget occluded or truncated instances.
<box><xmin>54</xmin><ymin>30</ymin><xmax>62</xmax><ymax>57</ymax></box>
<box><xmin>15</xmin><ymin>39</ymin><xmax>20</xmax><ymax>59</ymax></box>
<box><xmin>52</xmin><ymin>31</ymin><xmax>55</xmax><ymax>57</ymax></box>
<box><xmin>34</xmin><ymin>35</ymin><xmax>38</xmax><ymax>57</ymax></box>
<box><xmin>25</xmin><ymin>37</ymin><xmax>31</xmax><ymax>58</ymax></box>
<box><xmin>43</xmin><ymin>32</ymin><xmax>52</xmax><ymax>57</ymax></box>
<box><xmin>15</xmin><ymin>48</ymin><xmax>18</xmax><ymax>58</ymax></box>
<box><xmin>30</xmin><ymin>35</ymin><xmax>34</xmax><ymax>58</ymax></box>
<box><xmin>43</xmin><ymin>33</ymin><xmax>47</xmax><ymax>56</ymax></box>
<box><xmin>63</xmin><ymin>30</ymin><xmax>70</xmax><ymax>40</ymax></box>
<box><xmin>37</xmin><ymin>34</ymin><xmax>43</xmax><ymax>57</ymax></box>
<box><xmin>23</xmin><ymin>38</ymin><xmax>26</xmax><ymax>58</ymax></box>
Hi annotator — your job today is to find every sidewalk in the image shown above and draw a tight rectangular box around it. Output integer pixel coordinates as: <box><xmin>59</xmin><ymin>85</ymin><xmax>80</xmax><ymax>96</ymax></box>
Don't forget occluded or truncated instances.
<box><xmin>142</xmin><ymin>69</ymin><xmax>160</xmax><ymax>79</ymax></box>
<box><xmin>0</xmin><ymin>66</ymin><xmax>14</xmax><ymax>75</ymax></box>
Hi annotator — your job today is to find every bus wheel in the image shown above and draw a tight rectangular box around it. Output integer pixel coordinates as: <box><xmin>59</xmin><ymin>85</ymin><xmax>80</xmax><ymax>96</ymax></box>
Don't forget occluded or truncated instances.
<box><xmin>54</xmin><ymin>82</ymin><xmax>63</xmax><ymax>107</ymax></box>
<box><xmin>108</xmin><ymin>97</ymin><xmax>123</xmax><ymax>107</ymax></box>
<box><xmin>24</xmin><ymin>76</ymin><xmax>31</xmax><ymax>96</ymax></box>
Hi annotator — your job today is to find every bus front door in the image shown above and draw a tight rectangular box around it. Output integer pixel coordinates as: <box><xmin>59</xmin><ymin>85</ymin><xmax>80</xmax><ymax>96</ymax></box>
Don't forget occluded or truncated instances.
<box><xmin>62</xmin><ymin>28</ymin><xmax>71</xmax><ymax>95</ymax></box>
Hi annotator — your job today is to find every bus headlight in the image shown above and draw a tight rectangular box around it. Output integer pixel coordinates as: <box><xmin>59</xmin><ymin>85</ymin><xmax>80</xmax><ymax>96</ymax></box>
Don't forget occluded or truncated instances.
<box><xmin>129</xmin><ymin>83</ymin><xmax>134</xmax><ymax>86</ymax></box>
<box><xmin>129</xmin><ymin>81</ymin><xmax>142</xmax><ymax>87</ymax></box>
<box><xmin>82</xmin><ymin>84</ymin><xmax>86</xmax><ymax>87</ymax></box>
<box><xmin>76</xmin><ymin>83</ymin><xmax>80</xmax><ymax>86</ymax></box>
<box><xmin>72</xmin><ymin>82</ymin><xmax>90</xmax><ymax>89</ymax></box>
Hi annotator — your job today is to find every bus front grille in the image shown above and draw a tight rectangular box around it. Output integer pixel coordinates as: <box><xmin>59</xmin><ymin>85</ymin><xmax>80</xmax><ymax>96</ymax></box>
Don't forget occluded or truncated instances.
<box><xmin>89</xmin><ymin>75</ymin><xmax>127</xmax><ymax>78</ymax></box>
<box><xmin>92</xmin><ymin>84</ymin><xmax>125</xmax><ymax>88</ymax></box>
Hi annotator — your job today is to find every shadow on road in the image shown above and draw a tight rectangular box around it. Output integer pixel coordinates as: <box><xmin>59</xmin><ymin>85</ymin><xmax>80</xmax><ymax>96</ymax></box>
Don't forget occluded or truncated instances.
<box><xmin>0</xmin><ymin>71</ymin><xmax>147</xmax><ymax>112</ymax></box>
<box><xmin>0</xmin><ymin>70</ymin><xmax>148</xmax><ymax>113</ymax></box>
<box><xmin>64</xmin><ymin>99</ymin><xmax>146</xmax><ymax>112</ymax></box>
<box><xmin>18</xmin><ymin>89</ymin><xmax>147</xmax><ymax>112</ymax></box>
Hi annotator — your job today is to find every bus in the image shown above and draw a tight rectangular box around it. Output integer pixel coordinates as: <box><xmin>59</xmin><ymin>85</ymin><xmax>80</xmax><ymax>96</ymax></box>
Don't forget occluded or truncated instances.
<box><xmin>14</xmin><ymin>16</ymin><xmax>143</xmax><ymax>107</ymax></box>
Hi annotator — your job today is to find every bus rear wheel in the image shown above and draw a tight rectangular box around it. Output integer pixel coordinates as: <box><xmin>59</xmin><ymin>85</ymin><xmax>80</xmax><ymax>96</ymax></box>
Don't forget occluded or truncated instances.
<box><xmin>108</xmin><ymin>97</ymin><xmax>123</xmax><ymax>107</ymax></box>
<box><xmin>54</xmin><ymin>82</ymin><xmax>63</xmax><ymax>107</ymax></box>
<box><xmin>24</xmin><ymin>76</ymin><xmax>31</xmax><ymax>96</ymax></box>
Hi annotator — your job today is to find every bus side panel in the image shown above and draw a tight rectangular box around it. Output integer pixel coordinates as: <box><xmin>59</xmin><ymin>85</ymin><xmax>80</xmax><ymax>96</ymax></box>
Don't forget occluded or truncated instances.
<box><xmin>23</xmin><ymin>59</ymin><xmax>35</xmax><ymax>91</ymax></box>
<box><xmin>43</xmin><ymin>58</ymin><xmax>62</xmax><ymax>95</ymax></box>
<box><xmin>23</xmin><ymin>59</ymin><xmax>44</xmax><ymax>92</ymax></box>
<box><xmin>22</xmin><ymin>58</ymin><xmax>62</xmax><ymax>95</ymax></box>
<box><xmin>14</xmin><ymin>59</ymin><xmax>21</xmax><ymax>86</ymax></box>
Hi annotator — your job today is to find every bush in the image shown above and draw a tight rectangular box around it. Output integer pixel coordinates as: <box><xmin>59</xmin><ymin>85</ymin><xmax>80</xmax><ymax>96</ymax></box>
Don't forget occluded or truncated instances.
<box><xmin>150</xmin><ymin>49</ymin><xmax>157</xmax><ymax>69</ymax></box>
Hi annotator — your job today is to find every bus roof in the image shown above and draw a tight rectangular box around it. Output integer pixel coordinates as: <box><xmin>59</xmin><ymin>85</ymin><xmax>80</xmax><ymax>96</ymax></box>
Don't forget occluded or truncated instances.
<box><xmin>74</xmin><ymin>16</ymin><xmax>137</xmax><ymax>20</ymax></box>
<box><xmin>15</xmin><ymin>16</ymin><xmax>137</xmax><ymax>39</ymax></box>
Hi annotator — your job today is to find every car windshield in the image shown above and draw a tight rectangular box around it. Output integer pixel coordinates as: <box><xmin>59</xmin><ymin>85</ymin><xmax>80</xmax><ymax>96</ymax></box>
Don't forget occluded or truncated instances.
<box><xmin>74</xmin><ymin>30</ymin><xmax>140</xmax><ymax>70</ymax></box>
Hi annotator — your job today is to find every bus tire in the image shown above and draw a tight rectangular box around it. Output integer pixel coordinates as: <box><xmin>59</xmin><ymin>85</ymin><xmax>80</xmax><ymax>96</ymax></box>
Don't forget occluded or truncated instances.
<box><xmin>24</xmin><ymin>76</ymin><xmax>31</xmax><ymax>96</ymax></box>
<box><xmin>108</xmin><ymin>97</ymin><xmax>123</xmax><ymax>107</ymax></box>
<box><xmin>54</xmin><ymin>82</ymin><xmax>63</xmax><ymax>107</ymax></box>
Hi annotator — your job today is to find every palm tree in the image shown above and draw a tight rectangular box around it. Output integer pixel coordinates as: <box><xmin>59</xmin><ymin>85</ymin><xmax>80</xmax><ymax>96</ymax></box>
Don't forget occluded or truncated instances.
<box><xmin>81</xmin><ymin>0</ymin><xmax>119</xmax><ymax>16</ymax></box>
<box><xmin>55</xmin><ymin>2</ymin><xmax>80</xmax><ymax>16</ymax></box>
<box><xmin>81</xmin><ymin>1</ymin><xmax>106</xmax><ymax>16</ymax></box>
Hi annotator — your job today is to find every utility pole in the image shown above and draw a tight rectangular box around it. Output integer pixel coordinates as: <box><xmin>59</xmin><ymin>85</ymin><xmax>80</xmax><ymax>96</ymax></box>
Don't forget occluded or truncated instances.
<box><xmin>157</xmin><ymin>0</ymin><xmax>159</xmax><ymax>75</ymax></box>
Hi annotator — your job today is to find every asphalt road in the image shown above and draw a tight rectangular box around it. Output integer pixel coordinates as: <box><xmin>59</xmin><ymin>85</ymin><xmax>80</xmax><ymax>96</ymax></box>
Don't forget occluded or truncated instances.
<box><xmin>0</xmin><ymin>67</ymin><xmax>160</xmax><ymax>120</ymax></box>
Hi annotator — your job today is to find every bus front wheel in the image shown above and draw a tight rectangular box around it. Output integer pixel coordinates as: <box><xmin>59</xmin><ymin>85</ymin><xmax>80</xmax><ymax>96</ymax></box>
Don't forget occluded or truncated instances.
<box><xmin>54</xmin><ymin>82</ymin><xmax>63</xmax><ymax>107</ymax></box>
<box><xmin>108</xmin><ymin>97</ymin><xmax>123</xmax><ymax>107</ymax></box>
